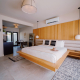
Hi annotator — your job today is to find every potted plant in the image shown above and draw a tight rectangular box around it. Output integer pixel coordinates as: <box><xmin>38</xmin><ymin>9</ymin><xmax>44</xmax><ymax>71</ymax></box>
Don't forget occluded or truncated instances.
<box><xmin>3</xmin><ymin>29</ymin><xmax>6</xmax><ymax>36</ymax></box>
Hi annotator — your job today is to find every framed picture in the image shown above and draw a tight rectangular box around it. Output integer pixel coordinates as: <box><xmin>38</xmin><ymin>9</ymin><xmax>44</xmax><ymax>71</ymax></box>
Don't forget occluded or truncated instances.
<box><xmin>24</xmin><ymin>33</ymin><xmax>26</xmax><ymax>38</ymax></box>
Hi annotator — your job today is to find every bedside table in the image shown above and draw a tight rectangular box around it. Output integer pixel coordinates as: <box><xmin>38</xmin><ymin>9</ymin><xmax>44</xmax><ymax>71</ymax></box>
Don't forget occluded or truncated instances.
<box><xmin>68</xmin><ymin>50</ymin><xmax>80</xmax><ymax>59</ymax></box>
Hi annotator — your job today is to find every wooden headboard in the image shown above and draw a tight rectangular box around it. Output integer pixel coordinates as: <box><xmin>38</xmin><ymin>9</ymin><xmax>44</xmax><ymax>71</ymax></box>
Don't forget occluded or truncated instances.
<box><xmin>35</xmin><ymin>39</ymin><xmax>80</xmax><ymax>51</ymax></box>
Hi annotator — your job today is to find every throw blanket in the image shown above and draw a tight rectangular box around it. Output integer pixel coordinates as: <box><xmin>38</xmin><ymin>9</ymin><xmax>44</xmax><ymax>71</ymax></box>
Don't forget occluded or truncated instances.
<box><xmin>26</xmin><ymin>46</ymin><xmax>59</xmax><ymax>55</ymax></box>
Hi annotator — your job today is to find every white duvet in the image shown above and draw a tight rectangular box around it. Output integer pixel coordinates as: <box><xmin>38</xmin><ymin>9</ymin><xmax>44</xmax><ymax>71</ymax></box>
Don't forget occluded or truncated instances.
<box><xmin>21</xmin><ymin>45</ymin><xmax>67</xmax><ymax>63</ymax></box>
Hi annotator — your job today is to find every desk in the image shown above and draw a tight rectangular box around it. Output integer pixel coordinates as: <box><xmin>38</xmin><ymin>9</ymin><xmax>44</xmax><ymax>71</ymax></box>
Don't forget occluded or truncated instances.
<box><xmin>17</xmin><ymin>42</ymin><xmax>27</xmax><ymax>48</ymax></box>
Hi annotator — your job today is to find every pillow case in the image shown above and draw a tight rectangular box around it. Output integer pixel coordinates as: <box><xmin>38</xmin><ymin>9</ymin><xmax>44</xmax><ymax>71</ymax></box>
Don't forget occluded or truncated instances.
<box><xmin>49</xmin><ymin>40</ymin><xmax>51</xmax><ymax>45</ymax></box>
<box><xmin>45</xmin><ymin>40</ymin><xmax>49</xmax><ymax>45</ymax></box>
<box><xmin>56</xmin><ymin>41</ymin><xmax>64</xmax><ymax>47</ymax></box>
<box><xmin>43</xmin><ymin>40</ymin><xmax>45</xmax><ymax>45</ymax></box>
<box><xmin>50</xmin><ymin>40</ymin><xmax>56</xmax><ymax>46</ymax></box>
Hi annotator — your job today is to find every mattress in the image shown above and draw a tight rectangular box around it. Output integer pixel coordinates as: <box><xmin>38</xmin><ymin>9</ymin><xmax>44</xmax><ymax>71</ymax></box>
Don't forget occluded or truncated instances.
<box><xmin>21</xmin><ymin>45</ymin><xmax>67</xmax><ymax>63</ymax></box>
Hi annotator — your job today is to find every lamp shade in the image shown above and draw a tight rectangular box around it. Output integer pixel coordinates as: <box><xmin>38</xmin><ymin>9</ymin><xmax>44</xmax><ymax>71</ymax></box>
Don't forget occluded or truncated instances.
<box><xmin>36</xmin><ymin>35</ymin><xmax>39</xmax><ymax>38</ymax></box>
<box><xmin>22</xmin><ymin>0</ymin><xmax>37</xmax><ymax>14</ymax></box>
<box><xmin>15</xmin><ymin>26</ymin><xmax>18</xmax><ymax>28</ymax></box>
<box><xmin>75</xmin><ymin>35</ymin><xmax>80</xmax><ymax>39</ymax></box>
<box><xmin>14</xmin><ymin>24</ymin><xmax>19</xmax><ymax>28</ymax></box>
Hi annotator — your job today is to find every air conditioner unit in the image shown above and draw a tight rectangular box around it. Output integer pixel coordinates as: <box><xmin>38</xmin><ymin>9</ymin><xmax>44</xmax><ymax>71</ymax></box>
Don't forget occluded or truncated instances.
<box><xmin>46</xmin><ymin>17</ymin><xmax>59</xmax><ymax>24</ymax></box>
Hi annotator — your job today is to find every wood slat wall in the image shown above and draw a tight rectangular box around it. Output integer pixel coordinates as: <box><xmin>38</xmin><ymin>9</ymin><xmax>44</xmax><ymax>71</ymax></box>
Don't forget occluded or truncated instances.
<box><xmin>33</xmin><ymin>20</ymin><xmax>80</xmax><ymax>40</ymax></box>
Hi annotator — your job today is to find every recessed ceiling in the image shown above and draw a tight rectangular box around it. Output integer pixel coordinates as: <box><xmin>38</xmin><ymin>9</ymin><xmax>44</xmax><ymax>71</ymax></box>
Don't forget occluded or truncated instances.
<box><xmin>3</xmin><ymin>20</ymin><xmax>27</xmax><ymax>28</ymax></box>
<box><xmin>0</xmin><ymin>0</ymin><xmax>80</xmax><ymax>23</ymax></box>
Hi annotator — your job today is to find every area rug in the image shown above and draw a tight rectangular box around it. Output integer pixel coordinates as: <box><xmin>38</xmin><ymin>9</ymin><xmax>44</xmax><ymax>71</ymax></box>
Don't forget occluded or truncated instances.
<box><xmin>8</xmin><ymin>55</ymin><xmax>24</xmax><ymax>62</ymax></box>
<box><xmin>52</xmin><ymin>57</ymin><xmax>80</xmax><ymax>80</ymax></box>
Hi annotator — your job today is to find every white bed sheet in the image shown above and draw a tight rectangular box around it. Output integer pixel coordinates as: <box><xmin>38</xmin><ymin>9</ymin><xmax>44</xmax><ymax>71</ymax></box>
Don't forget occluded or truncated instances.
<box><xmin>21</xmin><ymin>45</ymin><xmax>67</xmax><ymax>63</ymax></box>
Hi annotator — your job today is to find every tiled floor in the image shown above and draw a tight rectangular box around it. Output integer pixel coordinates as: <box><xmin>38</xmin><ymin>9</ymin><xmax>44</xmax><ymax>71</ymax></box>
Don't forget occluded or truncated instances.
<box><xmin>0</xmin><ymin>46</ymin><xmax>55</xmax><ymax>80</ymax></box>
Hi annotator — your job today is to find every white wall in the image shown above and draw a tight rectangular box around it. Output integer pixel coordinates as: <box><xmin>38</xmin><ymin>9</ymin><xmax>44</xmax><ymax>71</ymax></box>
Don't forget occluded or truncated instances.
<box><xmin>33</xmin><ymin>10</ymin><xmax>79</xmax><ymax>29</ymax></box>
<box><xmin>1</xmin><ymin>14</ymin><xmax>33</xmax><ymax>27</ymax></box>
<box><xmin>19</xmin><ymin>27</ymin><xmax>33</xmax><ymax>41</ymax></box>
<box><xmin>0</xmin><ymin>18</ymin><xmax>4</xmax><ymax>57</ymax></box>
<box><xmin>0</xmin><ymin>14</ymin><xmax>33</xmax><ymax>57</ymax></box>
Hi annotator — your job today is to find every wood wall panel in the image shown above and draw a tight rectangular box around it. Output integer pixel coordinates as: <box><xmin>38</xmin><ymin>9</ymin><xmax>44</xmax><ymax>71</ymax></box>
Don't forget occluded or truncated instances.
<box><xmin>57</xmin><ymin>24</ymin><xmax>61</xmax><ymax>40</ymax></box>
<box><xmin>73</xmin><ymin>20</ymin><xmax>78</xmax><ymax>40</ymax></box>
<box><xmin>54</xmin><ymin>25</ymin><xmax>58</xmax><ymax>40</ymax></box>
<box><xmin>40</xmin><ymin>28</ymin><xmax>43</xmax><ymax>39</ymax></box>
<box><xmin>50</xmin><ymin>25</ymin><xmax>55</xmax><ymax>39</ymax></box>
<box><xmin>79</xmin><ymin>20</ymin><xmax>80</xmax><ymax>35</ymax></box>
<box><xmin>37</xmin><ymin>28</ymin><xmax>40</xmax><ymax>39</ymax></box>
<box><xmin>46</xmin><ymin>26</ymin><xmax>51</xmax><ymax>39</ymax></box>
<box><xmin>67</xmin><ymin>21</ymin><xmax>74</xmax><ymax>40</ymax></box>
<box><xmin>61</xmin><ymin>23</ymin><xmax>67</xmax><ymax>40</ymax></box>
<box><xmin>42</xmin><ymin>27</ymin><xmax>45</xmax><ymax>39</ymax></box>
<box><xmin>33</xmin><ymin>20</ymin><xmax>80</xmax><ymax>40</ymax></box>
<box><xmin>43</xmin><ymin>27</ymin><xmax>46</xmax><ymax>39</ymax></box>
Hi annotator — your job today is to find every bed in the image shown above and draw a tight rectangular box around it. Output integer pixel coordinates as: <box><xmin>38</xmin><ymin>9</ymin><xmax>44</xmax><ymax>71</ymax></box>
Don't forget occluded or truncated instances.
<box><xmin>17</xmin><ymin>45</ymin><xmax>70</xmax><ymax>72</ymax></box>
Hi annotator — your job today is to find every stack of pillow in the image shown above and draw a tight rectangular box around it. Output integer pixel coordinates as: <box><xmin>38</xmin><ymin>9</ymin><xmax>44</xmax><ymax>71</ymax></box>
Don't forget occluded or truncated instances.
<box><xmin>43</xmin><ymin>40</ymin><xmax>64</xmax><ymax>47</ymax></box>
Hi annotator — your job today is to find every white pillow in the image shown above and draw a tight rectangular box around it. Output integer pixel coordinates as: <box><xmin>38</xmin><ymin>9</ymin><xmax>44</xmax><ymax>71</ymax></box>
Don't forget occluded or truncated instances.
<box><xmin>43</xmin><ymin>40</ymin><xmax>51</xmax><ymax>45</ymax></box>
<box><xmin>43</xmin><ymin>40</ymin><xmax>45</xmax><ymax>45</ymax></box>
<box><xmin>49</xmin><ymin>40</ymin><xmax>51</xmax><ymax>46</ymax></box>
<box><xmin>56</xmin><ymin>41</ymin><xmax>64</xmax><ymax>47</ymax></box>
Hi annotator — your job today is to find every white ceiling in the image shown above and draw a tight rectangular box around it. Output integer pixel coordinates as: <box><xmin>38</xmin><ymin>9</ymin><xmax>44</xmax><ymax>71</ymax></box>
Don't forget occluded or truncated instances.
<box><xmin>3</xmin><ymin>21</ymin><xmax>27</xmax><ymax>28</ymax></box>
<box><xmin>0</xmin><ymin>0</ymin><xmax>80</xmax><ymax>23</ymax></box>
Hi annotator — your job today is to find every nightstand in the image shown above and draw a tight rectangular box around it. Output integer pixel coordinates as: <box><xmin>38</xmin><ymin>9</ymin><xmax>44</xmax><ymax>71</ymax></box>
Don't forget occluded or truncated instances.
<box><xmin>68</xmin><ymin>50</ymin><xmax>80</xmax><ymax>59</ymax></box>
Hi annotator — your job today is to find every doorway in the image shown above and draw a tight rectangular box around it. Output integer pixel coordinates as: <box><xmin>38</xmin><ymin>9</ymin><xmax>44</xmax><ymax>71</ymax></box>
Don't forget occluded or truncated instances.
<box><xmin>6</xmin><ymin>31</ymin><xmax>12</xmax><ymax>42</ymax></box>
<box><xmin>6</xmin><ymin>31</ymin><xmax>18</xmax><ymax>46</ymax></box>
<box><xmin>13</xmin><ymin>32</ymin><xmax>18</xmax><ymax>46</ymax></box>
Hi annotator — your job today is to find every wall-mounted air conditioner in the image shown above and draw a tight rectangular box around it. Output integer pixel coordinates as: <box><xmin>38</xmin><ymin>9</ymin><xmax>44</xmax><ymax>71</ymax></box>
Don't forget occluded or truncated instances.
<box><xmin>46</xmin><ymin>17</ymin><xmax>59</xmax><ymax>24</ymax></box>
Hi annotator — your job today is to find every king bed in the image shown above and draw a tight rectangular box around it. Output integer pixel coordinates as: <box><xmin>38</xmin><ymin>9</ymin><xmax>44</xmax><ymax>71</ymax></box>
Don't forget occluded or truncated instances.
<box><xmin>17</xmin><ymin>40</ymin><xmax>70</xmax><ymax>72</ymax></box>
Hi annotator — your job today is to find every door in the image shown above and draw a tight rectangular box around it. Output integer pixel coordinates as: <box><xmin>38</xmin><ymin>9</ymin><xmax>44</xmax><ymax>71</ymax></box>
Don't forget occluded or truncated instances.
<box><xmin>13</xmin><ymin>32</ymin><xmax>18</xmax><ymax>46</ymax></box>
<box><xmin>6</xmin><ymin>31</ymin><xmax>12</xmax><ymax>42</ymax></box>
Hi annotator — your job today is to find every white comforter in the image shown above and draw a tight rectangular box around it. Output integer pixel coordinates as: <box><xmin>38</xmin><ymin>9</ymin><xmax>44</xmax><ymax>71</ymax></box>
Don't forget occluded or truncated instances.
<box><xmin>21</xmin><ymin>45</ymin><xmax>67</xmax><ymax>63</ymax></box>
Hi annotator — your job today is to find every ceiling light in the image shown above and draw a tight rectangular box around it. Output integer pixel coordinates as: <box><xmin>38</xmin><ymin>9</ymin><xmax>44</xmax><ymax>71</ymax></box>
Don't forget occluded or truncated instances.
<box><xmin>75</xmin><ymin>7</ymin><xmax>80</xmax><ymax>39</ymax></box>
<box><xmin>3</xmin><ymin>25</ymin><xmax>7</xmax><ymax>29</ymax></box>
<box><xmin>21</xmin><ymin>0</ymin><xmax>37</xmax><ymax>14</ymax></box>
<box><xmin>14</xmin><ymin>24</ymin><xmax>19</xmax><ymax>28</ymax></box>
